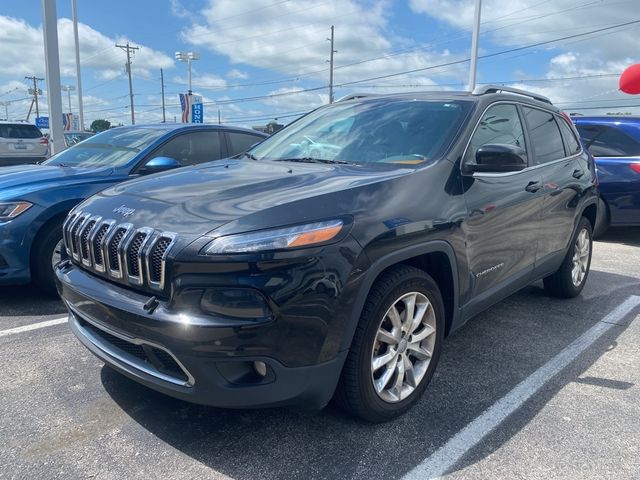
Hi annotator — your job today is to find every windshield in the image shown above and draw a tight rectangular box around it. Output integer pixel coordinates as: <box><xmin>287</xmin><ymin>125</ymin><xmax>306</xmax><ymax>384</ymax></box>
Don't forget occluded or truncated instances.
<box><xmin>64</xmin><ymin>132</ymin><xmax>93</xmax><ymax>146</ymax></box>
<box><xmin>250</xmin><ymin>99</ymin><xmax>471</xmax><ymax>165</ymax></box>
<box><xmin>44</xmin><ymin>127</ymin><xmax>166</xmax><ymax>168</ymax></box>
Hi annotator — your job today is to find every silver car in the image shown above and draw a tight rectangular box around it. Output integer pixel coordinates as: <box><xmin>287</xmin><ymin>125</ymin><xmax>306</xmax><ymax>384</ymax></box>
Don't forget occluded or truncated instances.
<box><xmin>0</xmin><ymin>121</ymin><xmax>49</xmax><ymax>166</ymax></box>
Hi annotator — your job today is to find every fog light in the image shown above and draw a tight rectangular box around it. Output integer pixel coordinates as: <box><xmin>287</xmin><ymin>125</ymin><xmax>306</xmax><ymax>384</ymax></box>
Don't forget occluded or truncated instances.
<box><xmin>253</xmin><ymin>361</ymin><xmax>267</xmax><ymax>377</ymax></box>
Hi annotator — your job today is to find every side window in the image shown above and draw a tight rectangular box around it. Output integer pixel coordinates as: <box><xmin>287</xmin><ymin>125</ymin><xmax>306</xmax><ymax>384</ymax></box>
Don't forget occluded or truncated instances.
<box><xmin>464</xmin><ymin>104</ymin><xmax>526</xmax><ymax>164</ymax></box>
<box><xmin>228</xmin><ymin>132</ymin><xmax>264</xmax><ymax>155</ymax></box>
<box><xmin>576</xmin><ymin>124</ymin><xmax>640</xmax><ymax>157</ymax></box>
<box><xmin>151</xmin><ymin>131</ymin><xmax>223</xmax><ymax>165</ymax></box>
<box><xmin>522</xmin><ymin>107</ymin><xmax>565</xmax><ymax>165</ymax></box>
<box><xmin>556</xmin><ymin>116</ymin><xmax>581</xmax><ymax>156</ymax></box>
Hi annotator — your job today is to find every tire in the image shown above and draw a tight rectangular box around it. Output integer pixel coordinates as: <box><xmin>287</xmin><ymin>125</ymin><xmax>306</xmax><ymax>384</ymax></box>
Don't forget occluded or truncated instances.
<box><xmin>543</xmin><ymin>217</ymin><xmax>593</xmax><ymax>298</ymax></box>
<box><xmin>335</xmin><ymin>265</ymin><xmax>445</xmax><ymax>422</ymax></box>
<box><xmin>593</xmin><ymin>197</ymin><xmax>609</xmax><ymax>239</ymax></box>
<box><xmin>31</xmin><ymin>220</ymin><xmax>64</xmax><ymax>296</ymax></box>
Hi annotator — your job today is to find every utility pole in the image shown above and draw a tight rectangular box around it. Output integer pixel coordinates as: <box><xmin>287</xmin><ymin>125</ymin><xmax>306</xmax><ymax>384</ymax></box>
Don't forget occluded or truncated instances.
<box><xmin>116</xmin><ymin>42</ymin><xmax>139</xmax><ymax>124</ymax></box>
<box><xmin>327</xmin><ymin>25</ymin><xmax>336</xmax><ymax>103</ymax></box>
<box><xmin>72</xmin><ymin>0</ymin><xmax>85</xmax><ymax>131</ymax></box>
<box><xmin>468</xmin><ymin>0</ymin><xmax>482</xmax><ymax>91</ymax></box>
<box><xmin>218</xmin><ymin>108</ymin><xmax>221</xmax><ymax>124</ymax></box>
<box><xmin>0</xmin><ymin>102</ymin><xmax>8</xmax><ymax>120</ymax></box>
<box><xmin>41</xmin><ymin>0</ymin><xmax>64</xmax><ymax>155</ymax></box>
<box><xmin>160</xmin><ymin>68</ymin><xmax>166</xmax><ymax>123</ymax></box>
<box><xmin>25</xmin><ymin>76</ymin><xmax>44</xmax><ymax>118</ymax></box>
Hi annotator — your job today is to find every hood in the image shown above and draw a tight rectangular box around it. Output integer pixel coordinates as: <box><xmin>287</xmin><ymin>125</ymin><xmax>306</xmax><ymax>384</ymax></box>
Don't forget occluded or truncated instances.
<box><xmin>77</xmin><ymin>159</ymin><xmax>412</xmax><ymax>236</ymax></box>
<box><xmin>0</xmin><ymin>164</ymin><xmax>114</xmax><ymax>201</ymax></box>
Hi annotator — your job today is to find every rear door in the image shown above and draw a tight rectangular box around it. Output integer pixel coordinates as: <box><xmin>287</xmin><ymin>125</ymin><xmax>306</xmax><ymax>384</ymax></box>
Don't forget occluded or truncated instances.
<box><xmin>461</xmin><ymin>102</ymin><xmax>544</xmax><ymax>302</ymax></box>
<box><xmin>521</xmin><ymin>107</ymin><xmax>583</xmax><ymax>265</ymax></box>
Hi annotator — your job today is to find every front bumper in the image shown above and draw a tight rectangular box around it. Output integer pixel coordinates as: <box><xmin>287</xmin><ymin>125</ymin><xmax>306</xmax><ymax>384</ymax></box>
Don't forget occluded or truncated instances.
<box><xmin>56</xmin><ymin>262</ymin><xmax>347</xmax><ymax>409</ymax></box>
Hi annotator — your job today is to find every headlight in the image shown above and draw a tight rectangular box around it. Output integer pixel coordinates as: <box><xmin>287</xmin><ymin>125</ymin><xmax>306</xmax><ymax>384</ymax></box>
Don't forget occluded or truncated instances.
<box><xmin>0</xmin><ymin>202</ymin><xmax>33</xmax><ymax>221</ymax></box>
<box><xmin>203</xmin><ymin>219</ymin><xmax>344</xmax><ymax>254</ymax></box>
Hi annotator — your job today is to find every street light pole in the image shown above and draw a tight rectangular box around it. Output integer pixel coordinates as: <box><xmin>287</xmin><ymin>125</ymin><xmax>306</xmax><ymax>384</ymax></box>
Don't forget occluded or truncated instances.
<box><xmin>41</xmin><ymin>0</ymin><xmax>65</xmax><ymax>155</ymax></box>
<box><xmin>175</xmin><ymin>52</ymin><xmax>200</xmax><ymax>95</ymax></box>
<box><xmin>62</xmin><ymin>85</ymin><xmax>75</xmax><ymax>113</ymax></box>
<box><xmin>71</xmin><ymin>0</ymin><xmax>85</xmax><ymax>130</ymax></box>
<box><xmin>468</xmin><ymin>0</ymin><xmax>482</xmax><ymax>91</ymax></box>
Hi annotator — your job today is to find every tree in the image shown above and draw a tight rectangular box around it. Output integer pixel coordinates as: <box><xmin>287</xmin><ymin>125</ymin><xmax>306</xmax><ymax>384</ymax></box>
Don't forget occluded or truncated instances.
<box><xmin>90</xmin><ymin>119</ymin><xmax>111</xmax><ymax>132</ymax></box>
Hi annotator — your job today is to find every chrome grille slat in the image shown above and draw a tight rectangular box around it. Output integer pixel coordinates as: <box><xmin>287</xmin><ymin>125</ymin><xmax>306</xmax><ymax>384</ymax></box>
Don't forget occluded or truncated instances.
<box><xmin>62</xmin><ymin>211</ymin><xmax>177</xmax><ymax>291</ymax></box>
<box><xmin>62</xmin><ymin>213</ymin><xmax>176</xmax><ymax>292</ymax></box>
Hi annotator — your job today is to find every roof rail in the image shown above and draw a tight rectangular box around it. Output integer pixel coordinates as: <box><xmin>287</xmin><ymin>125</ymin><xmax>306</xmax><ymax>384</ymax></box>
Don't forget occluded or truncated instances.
<box><xmin>472</xmin><ymin>84</ymin><xmax>552</xmax><ymax>105</ymax></box>
<box><xmin>336</xmin><ymin>93</ymin><xmax>377</xmax><ymax>102</ymax></box>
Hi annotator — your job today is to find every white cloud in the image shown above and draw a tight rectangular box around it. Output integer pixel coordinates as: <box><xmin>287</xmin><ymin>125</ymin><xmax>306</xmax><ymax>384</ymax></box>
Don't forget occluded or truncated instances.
<box><xmin>181</xmin><ymin>0</ymin><xmax>463</xmax><ymax>88</ymax></box>
<box><xmin>0</xmin><ymin>15</ymin><xmax>173</xmax><ymax>80</ymax></box>
<box><xmin>262</xmin><ymin>86</ymin><xmax>329</xmax><ymax>111</ymax></box>
<box><xmin>226</xmin><ymin>69</ymin><xmax>249</xmax><ymax>80</ymax></box>
<box><xmin>172</xmin><ymin>72</ymin><xmax>227</xmax><ymax>90</ymax></box>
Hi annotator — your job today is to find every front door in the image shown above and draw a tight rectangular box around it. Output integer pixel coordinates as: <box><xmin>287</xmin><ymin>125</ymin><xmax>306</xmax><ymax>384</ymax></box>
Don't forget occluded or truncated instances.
<box><xmin>461</xmin><ymin>103</ymin><xmax>544</xmax><ymax>305</ymax></box>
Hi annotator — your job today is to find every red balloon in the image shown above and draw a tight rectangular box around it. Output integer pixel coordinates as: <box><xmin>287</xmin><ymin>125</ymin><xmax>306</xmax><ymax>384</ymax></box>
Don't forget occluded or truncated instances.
<box><xmin>619</xmin><ymin>64</ymin><xmax>640</xmax><ymax>94</ymax></box>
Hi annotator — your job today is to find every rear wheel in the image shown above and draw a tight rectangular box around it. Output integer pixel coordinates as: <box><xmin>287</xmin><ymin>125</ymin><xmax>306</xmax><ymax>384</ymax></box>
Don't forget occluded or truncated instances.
<box><xmin>543</xmin><ymin>217</ymin><xmax>592</xmax><ymax>298</ymax></box>
<box><xmin>31</xmin><ymin>221</ymin><xmax>64</xmax><ymax>296</ymax></box>
<box><xmin>335</xmin><ymin>265</ymin><xmax>444</xmax><ymax>422</ymax></box>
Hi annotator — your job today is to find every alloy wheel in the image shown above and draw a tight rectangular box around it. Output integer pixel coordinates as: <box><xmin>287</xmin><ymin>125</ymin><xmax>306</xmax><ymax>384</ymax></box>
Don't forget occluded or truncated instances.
<box><xmin>370</xmin><ymin>291</ymin><xmax>437</xmax><ymax>403</ymax></box>
<box><xmin>571</xmin><ymin>228</ymin><xmax>590</xmax><ymax>287</ymax></box>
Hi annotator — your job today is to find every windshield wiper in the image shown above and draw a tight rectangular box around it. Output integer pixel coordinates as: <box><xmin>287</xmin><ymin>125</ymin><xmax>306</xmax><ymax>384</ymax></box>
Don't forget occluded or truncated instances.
<box><xmin>273</xmin><ymin>157</ymin><xmax>354</xmax><ymax>165</ymax></box>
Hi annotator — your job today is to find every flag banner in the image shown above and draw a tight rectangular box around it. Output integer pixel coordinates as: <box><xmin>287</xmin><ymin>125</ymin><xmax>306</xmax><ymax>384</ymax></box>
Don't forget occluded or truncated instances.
<box><xmin>179</xmin><ymin>93</ymin><xmax>190</xmax><ymax>123</ymax></box>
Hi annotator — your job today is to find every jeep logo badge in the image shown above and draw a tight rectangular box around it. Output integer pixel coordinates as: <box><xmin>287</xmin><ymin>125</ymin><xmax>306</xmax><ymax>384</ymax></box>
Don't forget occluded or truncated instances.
<box><xmin>113</xmin><ymin>205</ymin><xmax>136</xmax><ymax>217</ymax></box>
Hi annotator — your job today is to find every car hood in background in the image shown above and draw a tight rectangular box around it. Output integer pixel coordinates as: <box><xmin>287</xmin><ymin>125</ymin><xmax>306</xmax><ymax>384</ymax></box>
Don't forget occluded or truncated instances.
<box><xmin>0</xmin><ymin>164</ymin><xmax>116</xmax><ymax>201</ymax></box>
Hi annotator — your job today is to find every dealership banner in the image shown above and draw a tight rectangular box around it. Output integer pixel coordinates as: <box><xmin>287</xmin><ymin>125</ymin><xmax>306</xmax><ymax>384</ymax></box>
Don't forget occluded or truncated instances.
<box><xmin>179</xmin><ymin>94</ymin><xmax>204</xmax><ymax>123</ymax></box>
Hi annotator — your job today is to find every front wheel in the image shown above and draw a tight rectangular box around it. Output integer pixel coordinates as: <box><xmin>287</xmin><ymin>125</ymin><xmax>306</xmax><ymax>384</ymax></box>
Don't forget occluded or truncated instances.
<box><xmin>31</xmin><ymin>221</ymin><xmax>64</xmax><ymax>296</ymax></box>
<box><xmin>543</xmin><ymin>217</ymin><xmax>593</xmax><ymax>298</ymax></box>
<box><xmin>335</xmin><ymin>265</ymin><xmax>444</xmax><ymax>422</ymax></box>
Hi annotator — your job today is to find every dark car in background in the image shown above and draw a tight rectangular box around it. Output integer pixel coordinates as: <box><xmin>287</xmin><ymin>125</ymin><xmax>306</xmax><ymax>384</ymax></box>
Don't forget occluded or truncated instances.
<box><xmin>572</xmin><ymin>116</ymin><xmax>640</xmax><ymax>235</ymax></box>
<box><xmin>56</xmin><ymin>86</ymin><xmax>598</xmax><ymax>421</ymax></box>
<box><xmin>0</xmin><ymin>123</ymin><xmax>266</xmax><ymax>293</ymax></box>
<box><xmin>0</xmin><ymin>121</ymin><xmax>49</xmax><ymax>166</ymax></box>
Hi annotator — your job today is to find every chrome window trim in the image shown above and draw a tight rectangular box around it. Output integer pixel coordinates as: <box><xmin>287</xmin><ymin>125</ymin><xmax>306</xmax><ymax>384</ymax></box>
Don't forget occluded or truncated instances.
<box><xmin>461</xmin><ymin>100</ymin><xmax>584</xmax><ymax>178</ymax></box>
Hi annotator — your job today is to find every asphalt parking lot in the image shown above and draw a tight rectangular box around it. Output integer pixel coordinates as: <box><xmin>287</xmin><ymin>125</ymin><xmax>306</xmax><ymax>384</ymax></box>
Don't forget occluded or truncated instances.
<box><xmin>1</xmin><ymin>228</ymin><xmax>639</xmax><ymax>480</ymax></box>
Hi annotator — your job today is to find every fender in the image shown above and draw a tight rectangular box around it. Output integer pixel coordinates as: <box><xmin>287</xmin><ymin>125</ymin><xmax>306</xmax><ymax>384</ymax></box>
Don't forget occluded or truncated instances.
<box><xmin>24</xmin><ymin>199</ymin><xmax>85</xmax><ymax>257</ymax></box>
<box><xmin>339</xmin><ymin>239</ymin><xmax>461</xmax><ymax>353</ymax></box>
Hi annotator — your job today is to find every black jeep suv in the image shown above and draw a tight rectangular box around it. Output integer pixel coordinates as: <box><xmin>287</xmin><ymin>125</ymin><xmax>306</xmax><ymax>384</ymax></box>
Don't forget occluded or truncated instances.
<box><xmin>56</xmin><ymin>86</ymin><xmax>598</xmax><ymax>421</ymax></box>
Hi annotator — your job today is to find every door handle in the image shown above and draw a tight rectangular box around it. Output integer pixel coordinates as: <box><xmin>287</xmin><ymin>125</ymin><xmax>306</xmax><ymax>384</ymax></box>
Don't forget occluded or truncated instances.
<box><xmin>572</xmin><ymin>169</ymin><xmax>585</xmax><ymax>179</ymax></box>
<box><xmin>525</xmin><ymin>181</ymin><xmax>542</xmax><ymax>193</ymax></box>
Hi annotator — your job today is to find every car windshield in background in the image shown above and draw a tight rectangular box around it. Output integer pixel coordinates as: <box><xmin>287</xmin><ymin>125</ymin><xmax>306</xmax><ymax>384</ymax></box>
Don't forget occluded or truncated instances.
<box><xmin>64</xmin><ymin>132</ymin><xmax>93</xmax><ymax>146</ymax></box>
<box><xmin>250</xmin><ymin>99</ymin><xmax>471</xmax><ymax>165</ymax></box>
<box><xmin>0</xmin><ymin>124</ymin><xmax>42</xmax><ymax>139</ymax></box>
<box><xmin>44</xmin><ymin>127</ymin><xmax>166</xmax><ymax>168</ymax></box>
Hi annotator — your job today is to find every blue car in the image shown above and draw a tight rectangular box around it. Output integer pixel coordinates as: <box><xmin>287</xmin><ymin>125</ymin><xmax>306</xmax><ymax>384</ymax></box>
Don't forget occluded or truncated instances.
<box><xmin>572</xmin><ymin>116</ymin><xmax>640</xmax><ymax>235</ymax></box>
<box><xmin>0</xmin><ymin>123</ymin><xmax>267</xmax><ymax>293</ymax></box>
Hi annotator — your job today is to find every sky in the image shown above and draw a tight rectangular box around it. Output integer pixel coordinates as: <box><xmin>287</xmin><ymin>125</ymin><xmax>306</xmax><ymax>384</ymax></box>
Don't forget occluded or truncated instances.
<box><xmin>1</xmin><ymin>0</ymin><xmax>639</xmax><ymax>130</ymax></box>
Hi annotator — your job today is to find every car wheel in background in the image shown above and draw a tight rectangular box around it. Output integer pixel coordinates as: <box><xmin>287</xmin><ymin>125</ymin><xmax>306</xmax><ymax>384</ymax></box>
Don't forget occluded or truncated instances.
<box><xmin>543</xmin><ymin>217</ymin><xmax>593</xmax><ymax>298</ymax></box>
<box><xmin>31</xmin><ymin>221</ymin><xmax>64</xmax><ymax>296</ymax></box>
<box><xmin>335</xmin><ymin>265</ymin><xmax>444</xmax><ymax>422</ymax></box>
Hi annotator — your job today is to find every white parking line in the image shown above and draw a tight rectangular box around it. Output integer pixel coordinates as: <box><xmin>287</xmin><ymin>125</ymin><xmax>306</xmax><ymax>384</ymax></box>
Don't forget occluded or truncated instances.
<box><xmin>403</xmin><ymin>295</ymin><xmax>640</xmax><ymax>480</ymax></box>
<box><xmin>0</xmin><ymin>316</ymin><xmax>68</xmax><ymax>338</ymax></box>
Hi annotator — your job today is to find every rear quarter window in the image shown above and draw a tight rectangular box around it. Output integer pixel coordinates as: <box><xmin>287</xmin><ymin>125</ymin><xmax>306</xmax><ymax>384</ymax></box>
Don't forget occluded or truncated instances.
<box><xmin>0</xmin><ymin>124</ymin><xmax>43</xmax><ymax>139</ymax></box>
<box><xmin>576</xmin><ymin>124</ymin><xmax>640</xmax><ymax>157</ymax></box>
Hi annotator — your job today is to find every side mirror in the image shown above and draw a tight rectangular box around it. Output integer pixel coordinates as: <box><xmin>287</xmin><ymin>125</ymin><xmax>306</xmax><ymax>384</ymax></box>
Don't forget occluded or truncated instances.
<box><xmin>139</xmin><ymin>156</ymin><xmax>181</xmax><ymax>175</ymax></box>
<box><xmin>467</xmin><ymin>144</ymin><xmax>527</xmax><ymax>173</ymax></box>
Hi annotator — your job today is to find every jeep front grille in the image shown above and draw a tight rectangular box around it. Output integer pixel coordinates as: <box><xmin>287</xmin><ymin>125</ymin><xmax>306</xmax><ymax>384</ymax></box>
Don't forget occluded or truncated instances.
<box><xmin>63</xmin><ymin>212</ymin><xmax>176</xmax><ymax>292</ymax></box>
